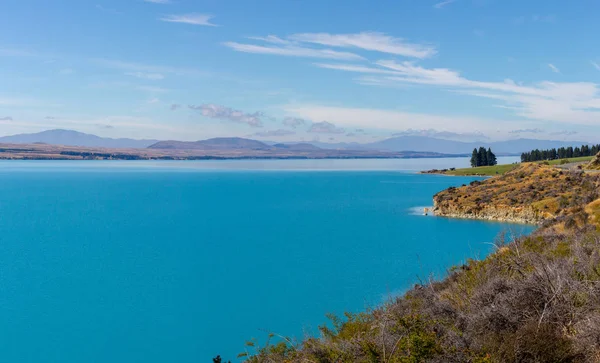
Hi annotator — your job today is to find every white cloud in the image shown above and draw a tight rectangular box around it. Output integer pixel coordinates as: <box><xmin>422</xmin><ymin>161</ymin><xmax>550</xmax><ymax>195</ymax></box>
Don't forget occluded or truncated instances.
<box><xmin>125</xmin><ymin>72</ymin><xmax>165</xmax><ymax>80</ymax></box>
<box><xmin>160</xmin><ymin>14</ymin><xmax>217</xmax><ymax>26</ymax></box>
<box><xmin>282</xmin><ymin>117</ymin><xmax>306</xmax><ymax>128</ymax></box>
<box><xmin>146</xmin><ymin>98</ymin><xmax>160</xmax><ymax>104</ymax></box>
<box><xmin>288</xmin><ymin>32</ymin><xmax>436</xmax><ymax>58</ymax></box>
<box><xmin>188</xmin><ymin>104</ymin><xmax>263</xmax><ymax>127</ymax></box>
<box><xmin>592</xmin><ymin>61</ymin><xmax>600</xmax><ymax>71</ymax></box>
<box><xmin>548</xmin><ymin>63</ymin><xmax>560</xmax><ymax>73</ymax></box>
<box><xmin>246</xmin><ymin>35</ymin><xmax>290</xmax><ymax>45</ymax></box>
<box><xmin>434</xmin><ymin>0</ymin><xmax>456</xmax><ymax>9</ymax></box>
<box><xmin>223</xmin><ymin>42</ymin><xmax>364</xmax><ymax>61</ymax></box>
<box><xmin>308</xmin><ymin>121</ymin><xmax>345</xmax><ymax>134</ymax></box>
<box><xmin>312</xmin><ymin>60</ymin><xmax>600</xmax><ymax>126</ymax></box>
<box><xmin>393</xmin><ymin>128</ymin><xmax>488</xmax><ymax>141</ymax></box>
<box><xmin>144</xmin><ymin>0</ymin><xmax>171</xmax><ymax>3</ymax></box>
<box><xmin>285</xmin><ymin>104</ymin><xmax>529</xmax><ymax>138</ymax></box>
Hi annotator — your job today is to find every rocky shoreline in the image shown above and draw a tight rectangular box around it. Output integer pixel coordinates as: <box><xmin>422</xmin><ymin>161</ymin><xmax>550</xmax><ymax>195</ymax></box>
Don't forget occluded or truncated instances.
<box><xmin>432</xmin><ymin>201</ymin><xmax>543</xmax><ymax>225</ymax></box>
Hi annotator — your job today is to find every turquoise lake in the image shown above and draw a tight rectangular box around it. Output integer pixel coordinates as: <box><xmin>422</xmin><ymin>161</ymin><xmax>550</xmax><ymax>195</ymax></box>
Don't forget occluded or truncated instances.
<box><xmin>0</xmin><ymin>159</ymin><xmax>531</xmax><ymax>362</ymax></box>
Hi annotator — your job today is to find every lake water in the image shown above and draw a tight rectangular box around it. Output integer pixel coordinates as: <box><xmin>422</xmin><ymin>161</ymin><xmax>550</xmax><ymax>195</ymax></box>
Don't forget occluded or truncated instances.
<box><xmin>0</xmin><ymin>158</ymin><xmax>530</xmax><ymax>362</ymax></box>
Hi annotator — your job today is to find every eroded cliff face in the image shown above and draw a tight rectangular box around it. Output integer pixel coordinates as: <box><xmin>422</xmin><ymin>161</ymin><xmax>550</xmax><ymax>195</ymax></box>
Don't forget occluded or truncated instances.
<box><xmin>433</xmin><ymin>163</ymin><xmax>600</xmax><ymax>225</ymax></box>
<box><xmin>433</xmin><ymin>200</ymin><xmax>545</xmax><ymax>224</ymax></box>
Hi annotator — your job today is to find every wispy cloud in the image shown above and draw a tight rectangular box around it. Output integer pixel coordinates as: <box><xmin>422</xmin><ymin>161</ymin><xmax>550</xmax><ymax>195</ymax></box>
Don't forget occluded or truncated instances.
<box><xmin>434</xmin><ymin>0</ymin><xmax>456</xmax><ymax>9</ymax></box>
<box><xmin>592</xmin><ymin>61</ymin><xmax>600</xmax><ymax>71</ymax></box>
<box><xmin>286</xmin><ymin>104</ymin><xmax>525</xmax><ymax>136</ymax></box>
<box><xmin>0</xmin><ymin>116</ymin><xmax>13</xmax><ymax>121</ymax></box>
<box><xmin>288</xmin><ymin>32</ymin><xmax>436</xmax><ymax>58</ymax></box>
<box><xmin>160</xmin><ymin>14</ymin><xmax>217</xmax><ymax>26</ymax></box>
<box><xmin>393</xmin><ymin>128</ymin><xmax>488</xmax><ymax>141</ymax></box>
<box><xmin>253</xmin><ymin>129</ymin><xmax>296</xmax><ymax>137</ymax></box>
<box><xmin>226</xmin><ymin>32</ymin><xmax>435</xmax><ymax>61</ymax></box>
<box><xmin>188</xmin><ymin>104</ymin><xmax>263</xmax><ymax>127</ymax></box>
<box><xmin>246</xmin><ymin>35</ymin><xmax>290</xmax><ymax>45</ymax></box>
<box><xmin>548</xmin><ymin>63</ymin><xmax>560</xmax><ymax>73</ymax></box>
<box><xmin>509</xmin><ymin>128</ymin><xmax>543</xmax><ymax>134</ymax></box>
<box><xmin>144</xmin><ymin>0</ymin><xmax>171</xmax><ymax>3</ymax></box>
<box><xmin>550</xmin><ymin>130</ymin><xmax>578</xmax><ymax>136</ymax></box>
<box><xmin>282</xmin><ymin>117</ymin><xmax>306</xmax><ymax>128</ymax></box>
<box><xmin>310</xmin><ymin>60</ymin><xmax>600</xmax><ymax>126</ymax></box>
<box><xmin>223</xmin><ymin>42</ymin><xmax>364</xmax><ymax>61</ymax></box>
<box><xmin>170</xmin><ymin>104</ymin><xmax>182</xmax><ymax>111</ymax></box>
<box><xmin>308</xmin><ymin>121</ymin><xmax>345</xmax><ymax>134</ymax></box>
<box><xmin>125</xmin><ymin>72</ymin><xmax>165</xmax><ymax>80</ymax></box>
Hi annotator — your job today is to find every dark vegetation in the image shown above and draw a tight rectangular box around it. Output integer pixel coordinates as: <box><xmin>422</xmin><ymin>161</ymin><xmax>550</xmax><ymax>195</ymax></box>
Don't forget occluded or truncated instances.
<box><xmin>470</xmin><ymin>147</ymin><xmax>497</xmax><ymax>167</ymax></box>
<box><xmin>521</xmin><ymin>144</ymin><xmax>600</xmax><ymax>162</ymax></box>
<box><xmin>235</xmin><ymin>160</ymin><xmax>600</xmax><ymax>362</ymax></box>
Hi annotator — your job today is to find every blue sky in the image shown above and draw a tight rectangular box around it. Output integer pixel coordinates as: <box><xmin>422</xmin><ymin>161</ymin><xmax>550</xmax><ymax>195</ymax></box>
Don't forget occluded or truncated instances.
<box><xmin>1</xmin><ymin>0</ymin><xmax>600</xmax><ymax>143</ymax></box>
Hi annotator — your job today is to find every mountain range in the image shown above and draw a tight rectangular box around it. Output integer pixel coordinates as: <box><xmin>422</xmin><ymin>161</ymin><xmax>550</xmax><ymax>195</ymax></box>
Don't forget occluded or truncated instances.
<box><xmin>0</xmin><ymin>129</ymin><xmax>159</xmax><ymax>149</ymax></box>
<box><xmin>0</xmin><ymin>129</ymin><xmax>590</xmax><ymax>155</ymax></box>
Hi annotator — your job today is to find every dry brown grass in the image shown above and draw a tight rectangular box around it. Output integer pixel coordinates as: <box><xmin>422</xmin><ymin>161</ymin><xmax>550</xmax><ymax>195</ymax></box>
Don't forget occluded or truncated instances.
<box><xmin>434</xmin><ymin>163</ymin><xmax>600</xmax><ymax>224</ymax></box>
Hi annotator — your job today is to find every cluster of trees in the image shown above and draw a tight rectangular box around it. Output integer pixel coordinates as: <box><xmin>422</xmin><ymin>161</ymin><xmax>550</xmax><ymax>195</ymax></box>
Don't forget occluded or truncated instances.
<box><xmin>470</xmin><ymin>147</ymin><xmax>497</xmax><ymax>167</ymax></box>
<box><xmin>521</xmin><ymin>144</ymin><xmax>600</xmax><ymax>162</ymax></box>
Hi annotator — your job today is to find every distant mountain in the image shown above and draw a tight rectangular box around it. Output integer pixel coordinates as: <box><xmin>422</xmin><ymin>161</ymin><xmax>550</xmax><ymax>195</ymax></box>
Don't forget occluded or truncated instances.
<box><xmin>149</xmin><ymin>138</ymin><xmax>324</xmax><ymax>151</ymax></box>
<box><xmin>149</xmin><ymin>137</ymin><xmax>272</xmax><ymax>150</ymax></box>
<box><xmin>314</xmin><ymin>136</ymin><xmax>589</xmax><ymax>155</ymax></box>
<box><xmin>0</xmin><ymin>129</ymin><xmax>589</xmax><ymax>156</ymax></box>
<box><xmin>0</xmin><ymin>129</ymin><xmax>158</xmax><ymax>148</ymax></box>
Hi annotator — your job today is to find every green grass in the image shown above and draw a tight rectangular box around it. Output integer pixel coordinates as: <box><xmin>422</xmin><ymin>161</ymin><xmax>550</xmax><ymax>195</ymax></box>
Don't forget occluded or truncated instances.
<box><xmin>444</xmin><ymin>156</ymin><xmax>595</xmax><ymax>176</ymax></box>
<box><xmin>545</xmin><ymin>156</ymin><xmax>594</xmax><ymax>165</ymax></box>
<box><xmin>445</xmin><ymin>163</ymin><xmax>518</xmax><ymax>176</ymax></box>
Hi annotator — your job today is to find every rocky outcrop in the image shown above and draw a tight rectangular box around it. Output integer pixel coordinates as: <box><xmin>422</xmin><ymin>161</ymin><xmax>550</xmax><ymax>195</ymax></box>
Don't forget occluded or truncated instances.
<box><xmin>433</xmin><ymin>200</ymin><xmax>545</xmax><ymax>224</ymax></box>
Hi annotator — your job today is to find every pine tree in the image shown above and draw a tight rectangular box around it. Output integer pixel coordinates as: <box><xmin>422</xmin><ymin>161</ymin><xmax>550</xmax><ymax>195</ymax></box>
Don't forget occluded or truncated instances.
<box><xmin>478</xmin><ymin>147</ymin><xmax>487</xmax><ymax>166</ymax></box>
<box><xmin>487</xmin><ymin>148</ymin><xmax>497</xmax><ymax>166</ymax></box>
<box><xmin>471</xmin><ymin>148</ymin><xmax>478</xmax><ymax>167</ymax></box>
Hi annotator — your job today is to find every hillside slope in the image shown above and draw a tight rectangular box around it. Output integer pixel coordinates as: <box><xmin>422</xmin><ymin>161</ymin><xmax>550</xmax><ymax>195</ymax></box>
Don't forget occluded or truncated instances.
<box><xmin>434</xmin><ymin>163</ymin><xmax>600</xmax><ymax>225</ymax></box>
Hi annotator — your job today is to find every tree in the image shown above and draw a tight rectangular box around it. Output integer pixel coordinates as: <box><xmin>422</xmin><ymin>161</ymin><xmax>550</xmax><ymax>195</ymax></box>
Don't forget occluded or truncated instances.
<box><xmin>487</xmin><ymin>148</ymin><xmax>497</xmax><ymax>166</ymax></box>
<box><xmin>471</xmin><ymin>148</ymin><xmax>478</xmax><ymax>167</ymax></box>
<box><xmin>478</xmin><ymin>147</ymin><xmax>487</xmax><ymax>167</ymax></box>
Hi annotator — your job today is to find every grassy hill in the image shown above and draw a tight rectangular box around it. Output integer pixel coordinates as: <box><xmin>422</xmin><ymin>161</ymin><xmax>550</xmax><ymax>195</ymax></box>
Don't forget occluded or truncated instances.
<box><xmin>239</xmin><ymin>160</ymin><xmax>600</xmax><ymax>362</ymax></box>
<box><xmin>436</xmin><ymin>156</ymin><xmax>596</xmax><ymax>176</ymax></box>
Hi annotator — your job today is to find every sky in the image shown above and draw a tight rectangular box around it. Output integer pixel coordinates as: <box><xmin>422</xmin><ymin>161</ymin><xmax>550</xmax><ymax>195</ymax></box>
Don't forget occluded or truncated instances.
<box><xmin>1</xmin><ymin>0</ymin><xmax>600</xmax><ymax>143</ymax></box>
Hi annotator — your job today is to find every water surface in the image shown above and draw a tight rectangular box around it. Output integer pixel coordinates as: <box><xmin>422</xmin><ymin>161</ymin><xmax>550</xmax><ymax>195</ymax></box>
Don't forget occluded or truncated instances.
<box><xmin>0</xmin><ymin>159</ymin><xmax>531</xmax><ymax>362</ymax></box>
